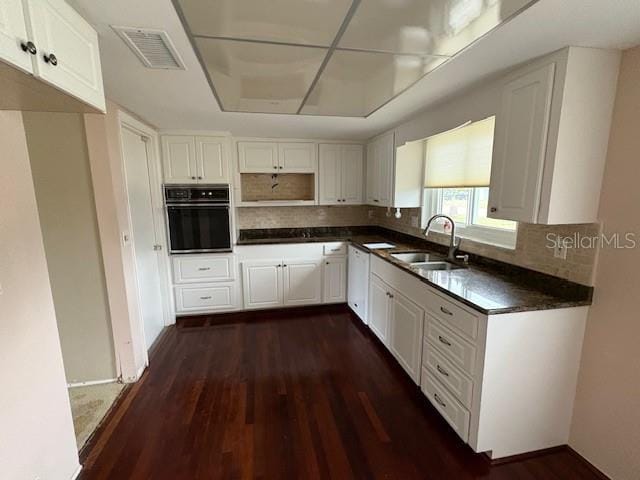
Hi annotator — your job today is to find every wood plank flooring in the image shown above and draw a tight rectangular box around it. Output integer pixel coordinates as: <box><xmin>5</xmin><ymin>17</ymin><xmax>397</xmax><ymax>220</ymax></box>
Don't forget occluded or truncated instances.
<box><xmin>79</xmin><ymin>306</ymin><xmax>604</xmax><ymax>480</ymax></box>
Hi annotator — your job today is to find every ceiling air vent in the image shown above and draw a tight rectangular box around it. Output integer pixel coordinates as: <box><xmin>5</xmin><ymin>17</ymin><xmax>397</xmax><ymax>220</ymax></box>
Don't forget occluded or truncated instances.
<box><xmin>113</xmin><ymin>26</ymin><xmax>185</xmax><ymax>70</ymax></box>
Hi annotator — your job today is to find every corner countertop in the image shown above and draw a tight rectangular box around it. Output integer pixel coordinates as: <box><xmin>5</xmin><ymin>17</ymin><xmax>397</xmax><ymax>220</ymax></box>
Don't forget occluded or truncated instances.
<box><xmin>236</xmin><ymin>227</ymin><xmax>593</xmax><ymax>315</ymax></box>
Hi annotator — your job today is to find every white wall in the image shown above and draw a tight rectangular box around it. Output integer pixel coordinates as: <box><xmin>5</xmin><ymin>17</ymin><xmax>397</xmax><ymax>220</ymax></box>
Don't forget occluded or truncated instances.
<box><xmin>569</xmin><ymin>45</ymin><xmax>640</xmax><ymax>480</ymax></box>
<box><xmin>0</xmin><ymin>111</ymin><xmax>79</xmax><ymax>479</ymax></box>
<box><xmin>23</xmin><ymin>111</ymin><xmax>117</xmax><ymax>384</ymax></box>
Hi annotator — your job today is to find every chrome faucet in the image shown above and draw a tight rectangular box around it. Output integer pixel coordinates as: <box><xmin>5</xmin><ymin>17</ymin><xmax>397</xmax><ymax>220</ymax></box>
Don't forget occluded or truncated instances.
<box><xmin>423</xmin><ymin>214</ymin><xmax>461</xmax><ymax>261</ymax></box>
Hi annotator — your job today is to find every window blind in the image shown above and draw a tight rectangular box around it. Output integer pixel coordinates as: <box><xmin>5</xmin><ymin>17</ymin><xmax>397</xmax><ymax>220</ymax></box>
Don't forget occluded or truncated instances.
<box><xmin>424</xmin><ymin>116</ymin><xmax>495</xmax><ymax>188</ymax></box>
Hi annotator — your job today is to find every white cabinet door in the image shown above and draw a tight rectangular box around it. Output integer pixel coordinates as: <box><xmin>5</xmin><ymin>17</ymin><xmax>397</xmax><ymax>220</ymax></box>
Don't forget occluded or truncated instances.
<box><xmin>278</xmin><ymin>142</ymin><xmax>316</xmax><ymax>173</ymax></box>
<box><xmin>323</xmin><ymin>256</ymin><xmax>347</xmax><ymax>303</ymax></box>
<box><xmin>26</xmin><ymin>0</ymin><xmax>105</xmax><ymax>111</ymax></box>
<box><xmin>368</xmin><ymin>274</ymin><xmax>390</xmax><ymax>344</ymax></box>
<box><xmin>377</xmin><ymin>132</ymin><xmax>394</xmax><ymax>207</ymax></box>
<box><xmin>162</xmin><ymin>136</ymin><xmax>198</xmax><ymax>184</ymax></box>
<box><xmin>242</xmin><ymin>260</ymin><xmax>283</xmax><ymax>309</ymax></box>
<box><xmin>488</xmin><ymin>63</ymin><xmax>555</xmax><ymax>223</ymax></box>
<box><xmin>196</xmin><ymin>136</ymin><xmax>228</xmax><ymax>183</ymax></box>
<box><xmin>283</xmin><ymin>259</ymin><xmax>322</xmax><ymax>306</ymax></box>
<box><xmin>318</xmin><ymin>144</ymin><xmax>341</xmax><ymax>205</ymax></box>
<box><xmin>347</xmin><ymin>246</ymin><xmax>369</xmax><ymax>322</ymax></box>
<box><xmin>341</xmin><ymin>144</ymin><xmax>364</xmax><ymax>204</ymax></box>
<box><xmin>389</xmin><ymin>290</ymin><xmax>424</xmax><ymax>383</ymax></box>
<box><xmin>366</xmin><ymin>141</ymin><xmax>379</xmax><ymax>205</ymax></box>
<box><xmin>238</xmin><ymin>141</ymin><xmax>278</xmax><ymax>173</ymax></box>
<box><xmin>0</xmin><ymin>0</ymin><xmax>33</xmax><ymax>73</ymax></box>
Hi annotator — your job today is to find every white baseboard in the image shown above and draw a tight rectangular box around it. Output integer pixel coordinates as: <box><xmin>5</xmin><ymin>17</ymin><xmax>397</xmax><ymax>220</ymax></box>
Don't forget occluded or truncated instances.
<box><xmin>67</xmin><ymin>378</ymin><xmax>118</xmax><ymax>388</ymax></box>
<box><xmin>70</xmin><ymin>464</ymin><xmax>82</xmax><ymax>480</ymax></box>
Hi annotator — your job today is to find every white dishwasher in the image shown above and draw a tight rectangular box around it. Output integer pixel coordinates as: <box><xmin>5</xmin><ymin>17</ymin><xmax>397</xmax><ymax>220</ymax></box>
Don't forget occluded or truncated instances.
<box><xmin>347</xmin><ymin>244</ymin><xmax>370</xmax><ymax>323</ymax></box>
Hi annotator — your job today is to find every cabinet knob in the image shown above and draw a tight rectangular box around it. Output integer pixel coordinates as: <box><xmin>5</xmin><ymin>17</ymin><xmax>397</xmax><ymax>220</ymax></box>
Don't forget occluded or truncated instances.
<box><xmin>490</xmin><ymin>207</ymin><xmax>497</xmax><ymax>213</ymax></box>
<box><xmin>279</xmin><ymin>166</ymin><xmax>283</xmax><ymax>169</ymax></box>
<box><xmin>191</xmin><ymin>176</ymin><xmax>196</xmax><ymax>180</ymax></box>
<box><xmin>273</xmin><ymin>166</ymin><xmax>277</xmax><ymax>170</ymax></box>
<box><xmin>374</xmin><ymin>199</ymin><xmax>379</xmax><ymax>202</ymax></box>
<box><xmin>20</xmin><ymin>41</ymin><xmax>36</xmax><ymax>55</ymax></box>
<box><xmin>44</xmin><ymin>53</ymin><xmax>58</xmax><ymax>66</ymax></box>
<box><xmin>198</xmin><ymin>176</ymin><xmax>203</xmax><ymax>180</ymax></box>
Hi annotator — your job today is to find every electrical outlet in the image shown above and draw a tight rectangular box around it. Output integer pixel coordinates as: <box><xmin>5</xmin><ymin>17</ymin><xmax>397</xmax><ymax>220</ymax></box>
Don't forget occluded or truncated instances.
<box><xmin>411</xmin><ymin>215</ymin><xmax>419</xmax><ymax>228</ymax></box>
<box><xmin>553</xmin><ymin>238</ymin><xmax>568</xmax><ymax>259</ymax></box>
<box><xmin>368</xmin><ymin>209</ymin><xmax>374</xmax><ymax>219</ymax></box>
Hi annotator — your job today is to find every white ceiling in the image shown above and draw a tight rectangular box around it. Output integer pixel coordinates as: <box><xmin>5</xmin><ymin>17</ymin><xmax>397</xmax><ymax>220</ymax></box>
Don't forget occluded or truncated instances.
<box><xmin>70</xmin><ymin>0</ymin><xmax>640</xmax><ymax>140</ymax></box>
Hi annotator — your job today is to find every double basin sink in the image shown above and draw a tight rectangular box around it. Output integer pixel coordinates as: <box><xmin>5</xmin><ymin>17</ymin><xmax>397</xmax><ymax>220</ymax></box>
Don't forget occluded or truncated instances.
<box><xmin>390</xmin><ymin>251</ymin><xmax>466</xmax><ymax>272</ymax></box>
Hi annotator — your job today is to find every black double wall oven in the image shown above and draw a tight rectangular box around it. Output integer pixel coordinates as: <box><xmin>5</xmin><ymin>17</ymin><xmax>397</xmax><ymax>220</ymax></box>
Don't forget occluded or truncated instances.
<box><xmin>165</xmin><ymin>184</ymin><xmax>232</xmax><ymax>254</ymax></box>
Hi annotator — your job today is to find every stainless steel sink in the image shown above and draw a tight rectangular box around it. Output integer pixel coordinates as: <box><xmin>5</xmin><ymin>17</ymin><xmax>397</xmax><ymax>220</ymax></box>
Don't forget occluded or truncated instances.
<box><xmin>390</xmin><ymin>252</ymin><xmax>443</xmax><ymax>263</ymax></box>
<box><xmin>414</xmin><ymin>261</ymin><xmax>465</xmax><ymax>272</ymax></box>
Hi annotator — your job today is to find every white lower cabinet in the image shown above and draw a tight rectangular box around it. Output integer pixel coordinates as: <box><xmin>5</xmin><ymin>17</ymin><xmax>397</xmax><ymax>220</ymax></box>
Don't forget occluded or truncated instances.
<box><xmin>322</xmin><ymin>256</ymin><xmax>346</xmax><ymax>303</ymax></box>
<box><xmin>173</xmin><ymin>253</ymin><xmax>240</xmax><ymax>314</ymax></box>
<box><xmin>284</xmin><ymin>259</ymin><xmax>322</xmax><ymax>306</ymax></box>
<box><xmin>369</xmin><ymin>255</ymin><xmax>589</xmax><ymax>459</ymax></box>
<box><xmin>389</xmin><ymin>290</ymin><xmax>424</xmax><ymax>383</ymax></box>
<box><xmin>175</xmin><ymin>283</ymin><xmax>237</xmax><ymax>313</ymax></box>
<box><xmin>242</xmin><ymin>260</ymin><xmax>283</xmax><ymax>309</ymax></box>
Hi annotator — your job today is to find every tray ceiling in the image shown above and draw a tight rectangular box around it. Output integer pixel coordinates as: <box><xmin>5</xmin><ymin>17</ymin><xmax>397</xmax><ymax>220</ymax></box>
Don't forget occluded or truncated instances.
<box><xmin>173</xmin><ymin>0</ymin><xmax>537</xmax><ymax>117</ymax></box>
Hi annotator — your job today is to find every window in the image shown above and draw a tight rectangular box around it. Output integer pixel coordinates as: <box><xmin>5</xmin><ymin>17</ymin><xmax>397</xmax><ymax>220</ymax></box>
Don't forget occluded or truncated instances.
<box><xmin>422</xmin><ymin>117</ymin><xmax>517</xmax><ymax>249</ymax></box>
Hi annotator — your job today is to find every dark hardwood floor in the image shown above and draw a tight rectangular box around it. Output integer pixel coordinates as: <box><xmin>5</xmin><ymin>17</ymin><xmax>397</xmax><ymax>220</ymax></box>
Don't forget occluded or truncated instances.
<box><xmin>79</xmin><ymin>306</ymin><xmax>604</xmax><ymax>480</ymax></box>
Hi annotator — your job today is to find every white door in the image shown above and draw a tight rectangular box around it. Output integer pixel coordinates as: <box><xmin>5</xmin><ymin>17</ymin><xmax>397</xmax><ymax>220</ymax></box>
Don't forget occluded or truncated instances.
<box><xmin>238</xmin><ymin>141</ymin><xmax>278</xmax><ymax>173</ymax></box>
<box><xmin>366</xmin><ymin>141</ymin><xmax>378</xmax><ymax>205</ymax></box>
<box><xmin>318</xmin><ymin>144</ymin><xmax>341</xmax><ymax>205</ymax></box>
<box><xmin>323</xmin><ymin>257</ymin><xmax>347</xmax><ymax>303</ymax></box>
<box><xmin>347</xmin><ymin>246</ymin><xmax>369</xmax><ymax>322</ymax></box>
<box><xmin>341</xmin><ymin>144</ymin><xmax>364</xmax><ymax>204</ymax></box>
<box><xmin>0</xmin><ymin>0</ymin><xmax>33</xmax><ymax>73</ymax></box>
<box><xmin>488</xmin><ymin>62</ymin><xmax>556</xmax><ymax>223</ymax></box>
<box><xmin>196</xmin><ymin>136</ymin><xmax>228</xmax><ymax>183</ymax></box>
<box><xmin>377</xmin><ymin>132</ymin><xmax>394</xmax><ymax>207</ymax></box>
<box><xmin>283</xmin><ymin>259</ymin><xmax>322</xmax><ymax>306</ymax></box>
<box><xmin>389</xmin><ymin>290</ymin><xmax>424</xmax><ymax>383</ymax></box>
<box><xmin>121</xmin><ymin>127</ymin><xmax>165</xmax><ymax>351</ymax></box>
<box><xmin>242</xmin><ymin>260</ymin><xmax>283</xmax><ymax>309</ymax></box>
<box><xmin>368</xmin><ymin>275</ymin><xmax>390</xmax><ymax>344</ymax></box>
<box><xmin>162</xmin><ymin>136</ymin><xmax>198</xmax><ymax>184</ymax></box>
<box><xmin>26</xmin><ymin>0</ymin><xmax>105</xmax><ymax>110</ymax></box>
<box><xmin>278</xmin><ymin>142</ymin><xmax>316</xmax><ymax>172</ymax></box>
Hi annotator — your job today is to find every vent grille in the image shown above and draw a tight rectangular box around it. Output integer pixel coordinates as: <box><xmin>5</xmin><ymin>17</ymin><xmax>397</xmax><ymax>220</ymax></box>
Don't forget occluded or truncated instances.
<box><xmin>113</xmin><ymin>26</ymin><xmax>185</xmax><ymax>70</ymax></box>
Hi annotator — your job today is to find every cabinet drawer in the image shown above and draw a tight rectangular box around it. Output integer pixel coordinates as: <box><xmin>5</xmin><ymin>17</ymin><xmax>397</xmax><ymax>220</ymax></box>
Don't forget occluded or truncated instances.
<box><xmin>425</xmin><ymin>317</ymin><xmax>477</xmax><ymax>376</ymax></box>
<box><xmin>422</xmin><ymin>369</ymin><xmax>470</xmax><ymax>442</ymax></box>
<box><xmin>324</xmin><ymin>242</ymin><xmax>347</xmax><ymax>256</ymax></box>
<box><xmin>173</xmin><ymin>255</ymin><xmax>235</xmax><ymax>284</ymax></box>
<box><xmin>423</xmin><ymin>340</ymin><xmax>473</xmax><ymax>409</ymax></box>
<box><xmin>424</xmin><ymin>289</ymin><xmax>479</xmax><ymax>341</ymax></box>
<box><xmin>175</xmin><ymin>283</ymin><xmax>237</xmax><ymax>312</ymax></box>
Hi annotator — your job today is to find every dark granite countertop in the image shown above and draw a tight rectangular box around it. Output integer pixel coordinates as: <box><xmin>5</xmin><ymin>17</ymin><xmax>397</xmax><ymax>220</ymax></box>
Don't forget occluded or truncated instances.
<box><xmin>236</xmin><ymin>227</ymin><xmax>593</xmax><ymax>315</ymax></box>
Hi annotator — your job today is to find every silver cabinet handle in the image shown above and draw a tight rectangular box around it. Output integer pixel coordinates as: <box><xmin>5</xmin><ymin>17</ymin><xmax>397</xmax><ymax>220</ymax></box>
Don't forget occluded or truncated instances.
<box><xmin>436</xmin><ymin>365</ymin><xmax>449</xmax><ymax>377</ymax></box>
<box><xmin>438</xmin><ymin>335</ymin><xmax>452</xmax><ymax>347</ymax></box>
<box><xmin>434</xmin><ymin>393</ymin><xmax>446</xmax><ymax>408</ymax></box>
<box><xmin>200</xmin><ymin>296</ymin><xmax>212</xmax><ymax>300</ymax></box>
<box><xmin>198</xmin><ymin>267</ymin><xmax>211</xmax><ymax>271</ymax></box>
<box><xmin>440</xmin><ymin>306</ymin><xmax>453</xmax><ymax>316</ymax></box>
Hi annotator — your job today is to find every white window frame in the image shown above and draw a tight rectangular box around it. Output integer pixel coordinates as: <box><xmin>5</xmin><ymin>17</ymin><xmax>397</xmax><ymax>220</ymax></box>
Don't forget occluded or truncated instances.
<box><xmin>422</xmin><ymin>188</ymin><xmax>517</xmax><ymax>249</ymax></box>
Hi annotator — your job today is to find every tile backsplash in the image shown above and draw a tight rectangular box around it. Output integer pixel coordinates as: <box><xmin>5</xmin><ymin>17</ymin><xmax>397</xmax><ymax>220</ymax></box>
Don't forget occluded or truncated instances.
<box><xmin>236</xmin><ymin>205</ymin><xmax>599</xmax><ymax>286</ymax></box>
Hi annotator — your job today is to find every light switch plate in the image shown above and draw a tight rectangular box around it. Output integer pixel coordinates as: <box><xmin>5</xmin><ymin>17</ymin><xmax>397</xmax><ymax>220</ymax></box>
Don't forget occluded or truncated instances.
<box><xmin>553</xmin><ymin>238</ymin><xmax>568</xmax><ymax>259</ymax></box>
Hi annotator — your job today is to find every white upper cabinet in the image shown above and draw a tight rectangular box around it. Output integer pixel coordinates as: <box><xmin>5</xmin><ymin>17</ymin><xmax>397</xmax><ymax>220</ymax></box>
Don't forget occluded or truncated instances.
<box><xmin>488</xmin><ymin>47</ymin><xmax>621</xmax><ymax>224</ymax></box>
<box><xmin>238</xmin><ymin>141</ymin><xmax>278</xmax><ymax>173</ymax></box>
<box><xmin>366</xmin><ymin>131</ymin><xmax>423</xmax><ymax>208</ymax></box>
<box><xmin>163</xmin><ymin>135</ymin><xmax>229</xmax><ymax>184</ymax></box>
<box><xmin>278</xmin><ymin>142</ymin><xmax>316</xmax><ymax>172</ymax></box>
<box><xmin>0</xmin><ymin>0</ymin><xmax>33</xmax><ymax>73</ymax></box>
<box><xmin>0</xmin><ymin>0</ymin><xmax>105</xmax><ymax>111</ymax></box>
<box><xmin>319</xmin><ymin>143</ymin><xmax>364</xmax><ymax>205</ymax></box>
<box><xmin>238</xmin><ymin>141</ymin><xmax>317</xmax><ymax>173</ymax></box>
<box><xmin>26</xmin><ymin>0</ymin><xmax>105</xmax><ymax>111</ymax></box>
<box><xmin>196</xmin><ymin>136</ymin><xmax>229</xmax><ymax>183</ymax></box>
